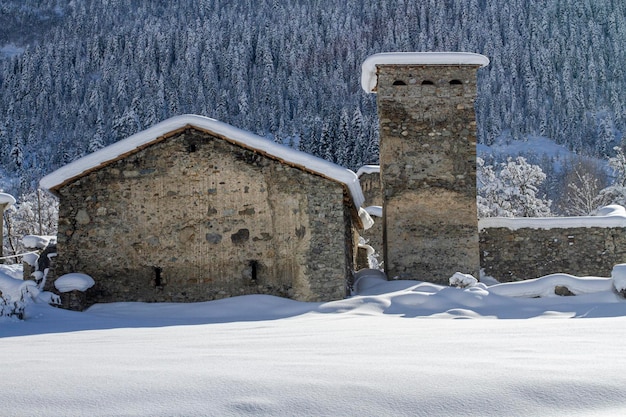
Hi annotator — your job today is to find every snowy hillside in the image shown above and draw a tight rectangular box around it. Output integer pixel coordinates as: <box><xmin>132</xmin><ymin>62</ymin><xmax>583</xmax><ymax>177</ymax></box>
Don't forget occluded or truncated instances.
<box><xmin>2</xmin><ymin>0</ymin><xmax>625</xmax><ymax>196</ymax></box>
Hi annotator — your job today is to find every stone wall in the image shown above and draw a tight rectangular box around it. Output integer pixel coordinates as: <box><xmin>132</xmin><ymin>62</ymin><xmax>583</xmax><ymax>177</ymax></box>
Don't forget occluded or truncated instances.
<box><xmin>53</xmin><ymin>128</ymin><xmax>356</xmax><ymax>305</ymax></box>
<box><xmin>358</xmin><ymin>169</ymin><xmax>382</xmax><ymax>208</ymax></box>
<box><xmin>480</xmin><ymin>226</ymin><xmax>626</xmax><ymax>281</ymax></box>
<box><xmin>357</xmin><ymin>169</ymin><xmax>383</xmax><ymax>256</ymax></box>
<box><xmin>376</xmin><ymin>64</ymin><xmax>481</xmax><ymax>283</ymax></box>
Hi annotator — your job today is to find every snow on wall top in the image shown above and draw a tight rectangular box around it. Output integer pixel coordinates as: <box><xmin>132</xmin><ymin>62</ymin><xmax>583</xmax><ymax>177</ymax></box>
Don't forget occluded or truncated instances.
<box><xmin>40</xmin><ymin>114</ymin><xmax>364</xmax><ymax>208</ymax></box>
<box><xmin>22</xmin><ymin>235</ymin><xmax>56</xmax><ymax>250</ymax></box>
<box><xmin>356</xmin><ymin>165</ymin><xmax>380</xmax><ymax>177</ymax></box>
<box><xmin>479</xmin><ymin>205</ymin><xmax>626</xmax><ymax>231</ymax></box>
<box><xmin>361</xmin><ymin>52</ymin><xmax>490</xmax><ymax>93</ymax></box>
<box><xmin>0</xmin><ymin>192</ymin><xmax>16</xmax><ymax>206</ymax></box>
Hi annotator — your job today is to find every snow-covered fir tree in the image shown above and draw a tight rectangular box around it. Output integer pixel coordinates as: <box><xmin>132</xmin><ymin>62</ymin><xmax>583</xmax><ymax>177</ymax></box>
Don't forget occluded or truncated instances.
<box><xmin>0</xmin><ymin>0</ymin><xmax>625</xmax><ymax>215</ymax></box>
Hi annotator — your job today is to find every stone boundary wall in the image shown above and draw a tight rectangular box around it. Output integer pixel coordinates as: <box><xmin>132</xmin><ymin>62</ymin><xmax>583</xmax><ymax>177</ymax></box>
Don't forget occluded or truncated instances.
<box><xmin>480</xmin><ymin>222</ymin><xmax>626</xmax><ymax>282</ymax></box>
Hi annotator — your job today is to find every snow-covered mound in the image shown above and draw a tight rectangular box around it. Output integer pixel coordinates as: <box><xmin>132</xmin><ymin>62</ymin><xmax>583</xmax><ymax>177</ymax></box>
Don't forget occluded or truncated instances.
<box><xmin>22</xmin><ymin>235</ymin><xmax>56</xmax><ymax>249</ymax></box>
<box><xmin>612</xmin><ymin>264</ymin><xmax>626</xmax><ymax>292</ymax></box>
<box><xmin>0</xmin><ymin>270</ymin><xmax>37</xmax><ymax>301</ymax></box>
<box><xmin>54</xmin><ymin>273</ymin><xmax>95</xmax><ymax>293</ymax></box>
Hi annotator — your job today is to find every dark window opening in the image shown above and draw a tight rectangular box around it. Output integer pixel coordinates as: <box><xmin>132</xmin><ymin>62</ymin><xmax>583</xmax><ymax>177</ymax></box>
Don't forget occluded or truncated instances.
<box><xmin>421</xmin><ymin>80</ymin><xmax>434</xmax><ymax>85</ymax></box>
<box><xmin>187</xmin><ymin>143</ymin><xmax>198</xmax><ymax>152</ymax></box>
<box><xmin>392</xmin><ymin>80</ymin><xmax>407</xmax><ymax>86</ymax></box>
<box><xmin>153</xmin><ymin>266</ymin><xmax>163</xmax><ymax>287</ymax></box>
<box><xmin>449</xmin><ymin>79</ymin><xmax>463</xmax><ymax>85</ymax></box>
<box><xmin>249</xmin><ymin>260</ymin><xmax>258</xmax><ymax>281</ymax></box>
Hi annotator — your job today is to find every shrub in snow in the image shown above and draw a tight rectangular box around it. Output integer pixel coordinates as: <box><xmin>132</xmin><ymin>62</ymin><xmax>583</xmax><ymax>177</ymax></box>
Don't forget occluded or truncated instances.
<box><xmin>0</xmin><ymin>295</ymin><xmax>25</xmax><ymax>319</ymax></box>
<box><xmin>0</xmin><ymin>272</ymin><xmax>39</xmax><ymax>319</ymax></box>
<box><xmin>2</xmin><ymin>190</ymin><xmax>58</xmax><ymax>263</ymax></box>
<box><xmin>449</xmin><ymin>272</ymin><xmax>478</xmax><ymax>288</ymax></box>
<box><xmin>0</xmin><ymin>267</ymin><xmax>61</xmax><ymax>319</ymax></box>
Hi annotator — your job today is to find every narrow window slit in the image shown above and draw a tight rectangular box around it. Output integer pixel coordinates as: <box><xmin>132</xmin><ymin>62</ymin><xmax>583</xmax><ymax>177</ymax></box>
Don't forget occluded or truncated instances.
<box><xmin>153</xmin><ymin>266</ymin><xmax>163</xmax><ymax>287</ymax></box>
<box><xmin>249</xmin><ymin>260</ymin><xmax>258</xmax><ymax>281</ymax></box>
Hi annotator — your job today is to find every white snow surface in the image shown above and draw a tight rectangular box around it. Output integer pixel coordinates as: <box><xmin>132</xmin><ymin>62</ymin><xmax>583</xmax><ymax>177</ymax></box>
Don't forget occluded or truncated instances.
<box><xmin>0</xmin><ymin>270</ymin><xmax>37</xmax><ymax>301</ymax></box>
<box><xmin>54</xmin><ymin>273</ymin><xmax>95</xmax><ymax>293</ymax></box>
<box><xmin>0</xmin><ymin>192</ymin><xmax>16</xmax><ymax>206</ymax></box>
<box><xmin>361</xmin><ymin>52</ymin><xmax>490</xmax><ymax>93</ymax></box>
<box><xmin>364</xmin><ymin>205</ymin><xmax>382</xmax><ymax>217</ymax></box>
<box><xmin>449</xmin><ymin>271</ymin><xmax>478</xmax><ymax>288</ymax></box>
<box><xmin>479</xmin><ymin>205</ymin><xmax>626</xmax><ymax>230</ymax></box>
<box><xmin>21</xmin><ymin>234</ymin><xmax>56</xmax><ymax>249</ymax></box>
<box><xmin>612</xmin><ymin>264</ymin><xmax>626</xmax><ymax>292</ymax></box>
<box><xmin>39</xmin><ymin>114</ymin><xmax>365</xmax><ymax>208</ymax></box>
<box><xmin>358</xmin><ymin>207</ymin><xmax>375</xmax><ymax>230</ymax></box>
<box><xmin>3</xmin><ymin>267</ymin><xmax>626</xmax><ymax>416</ymax></box>
<box><xmin>356</xmin><ymin>164</ymin><xmax>380</xmax><ymax>177</ymax></box>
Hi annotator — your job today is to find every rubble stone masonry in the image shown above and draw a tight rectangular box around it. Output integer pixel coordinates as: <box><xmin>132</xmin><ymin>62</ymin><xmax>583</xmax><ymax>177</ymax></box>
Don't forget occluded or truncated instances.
<box><xmin>376</xmin><ymin>64</ymin><xmax>481</xmax><ymax>283</ymax></box>
<box><xmin>53</xmin><ymin>129</ymin><xmax>356</xmax><ymax>305</ymax></box>
<box><xmin>480</xmin><ymin>226</ymin><xmax>626</xmax><ymax>281</ymax></box>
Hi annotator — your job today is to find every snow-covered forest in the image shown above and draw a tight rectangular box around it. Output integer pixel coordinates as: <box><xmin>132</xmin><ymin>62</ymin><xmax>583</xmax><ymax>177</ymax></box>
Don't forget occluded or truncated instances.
<box><xmin>1</xmin><ymin>0</ymin><xmax>625</xmax><ymax>202</ymax></box>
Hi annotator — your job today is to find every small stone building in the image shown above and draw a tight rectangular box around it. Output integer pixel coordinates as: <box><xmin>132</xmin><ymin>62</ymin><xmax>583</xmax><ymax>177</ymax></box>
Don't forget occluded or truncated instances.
<box><xmin>40</xmin><ymin>115</ymin><xmax>368</xmax><ymax>306</ymax></box>
<box><xmin>361</xmin><ymin>52</ymin><xmax>489</xmax><ymax>283</ymax></box>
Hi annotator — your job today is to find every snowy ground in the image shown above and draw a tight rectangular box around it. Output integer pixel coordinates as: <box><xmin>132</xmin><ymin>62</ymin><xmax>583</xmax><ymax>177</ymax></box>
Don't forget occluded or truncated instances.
<box><xmin>3</xmin><ymin>271</ymin><xmax>626</xmax><ymax>416</ymax></box>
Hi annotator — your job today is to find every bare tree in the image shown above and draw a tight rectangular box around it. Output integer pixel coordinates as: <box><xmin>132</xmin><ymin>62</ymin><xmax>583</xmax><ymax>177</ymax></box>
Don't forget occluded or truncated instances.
<box><xmin>557</xmin><ymin>157</ymin><xmax>608</xmax><ymax>215</ymax></box>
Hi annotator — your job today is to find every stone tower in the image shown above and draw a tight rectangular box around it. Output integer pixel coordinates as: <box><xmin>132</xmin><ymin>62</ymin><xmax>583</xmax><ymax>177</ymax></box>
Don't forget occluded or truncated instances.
<box><xmin>361</xmin><ymin>52</ymin><xmax>489</xmax><ymax>283</ymax></box>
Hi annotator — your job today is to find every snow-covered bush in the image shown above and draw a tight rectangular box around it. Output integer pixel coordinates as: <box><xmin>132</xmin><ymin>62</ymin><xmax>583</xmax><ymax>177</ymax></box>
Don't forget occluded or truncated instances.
<box><xmin>478</xmin><ymin>156</ymin><xmax>552</xmax><ymax>217</ymax></box>
<box><xmin>2</xmin><ymin>190</ymin><xmax>58</xmax><ymax>263</ymax></box>
<box><xmin>0</xmin><ymin>271</ymin><xmax>38</xmax><ymax>319</ymax></box>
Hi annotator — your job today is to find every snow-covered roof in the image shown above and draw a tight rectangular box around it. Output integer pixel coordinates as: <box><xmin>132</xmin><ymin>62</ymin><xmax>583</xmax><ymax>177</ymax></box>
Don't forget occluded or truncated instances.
<box><xmin>40</xmin><ymin>115</ymin><xmax>365</xmax><ymax>208</ymax></box>
<box><xmin>361</xmin><ymin>52</ymin><xmax>490</xmax><ymax>93</ymax></box>
<box><xmin>0</xmin><ymin>192</ymin><xmax>16</xmax><ymax>207</ymax></box>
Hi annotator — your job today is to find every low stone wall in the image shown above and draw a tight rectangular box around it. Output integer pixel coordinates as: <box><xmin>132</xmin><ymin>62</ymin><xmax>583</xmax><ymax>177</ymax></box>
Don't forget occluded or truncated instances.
<box><xmin>480</xmin><ymin>215</ymin><xmax>626</xmax><ymax>281</ymax></box>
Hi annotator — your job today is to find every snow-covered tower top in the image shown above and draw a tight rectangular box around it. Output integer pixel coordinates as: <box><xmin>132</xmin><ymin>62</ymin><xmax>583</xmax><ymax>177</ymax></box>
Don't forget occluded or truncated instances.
<box><xmin>361</xmin><ymin>52</ymin><xmax>489</xmax><ymax>93</ymax></box>
<box><xmin>0</xmin><ymin>193</ymin><xmax>16</xmax><ymax>207</ymax></box>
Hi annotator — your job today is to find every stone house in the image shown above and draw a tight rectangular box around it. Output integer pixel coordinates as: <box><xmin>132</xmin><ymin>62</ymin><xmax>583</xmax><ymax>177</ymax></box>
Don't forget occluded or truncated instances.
<box><xmin>40</xmin><ymin>114</ymin><xmax>370</xmax><ymax>306</ymax></box>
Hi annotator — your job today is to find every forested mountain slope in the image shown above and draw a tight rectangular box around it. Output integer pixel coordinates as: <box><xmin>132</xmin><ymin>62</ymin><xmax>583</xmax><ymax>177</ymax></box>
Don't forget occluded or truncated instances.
<box><xmin>1</xmin><ymin>0</ymin><xmax>625</xmax><ymax>196</ymax></box>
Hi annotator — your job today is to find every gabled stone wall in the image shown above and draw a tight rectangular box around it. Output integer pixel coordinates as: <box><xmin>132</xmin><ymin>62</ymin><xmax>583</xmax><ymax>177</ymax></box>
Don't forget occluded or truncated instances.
<box><xmin>53</xmin><ymin>129</ymin><xmax>356</xmax><ymax>305</ymax></box>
